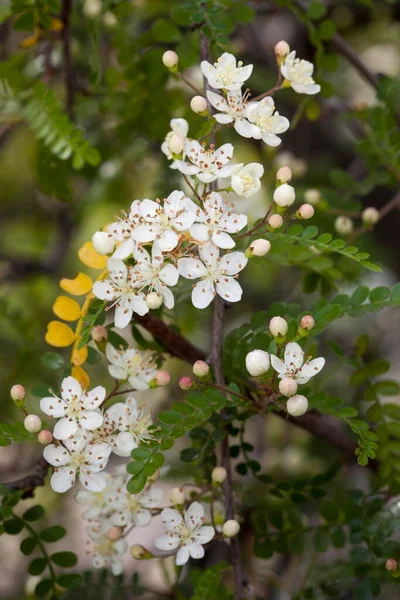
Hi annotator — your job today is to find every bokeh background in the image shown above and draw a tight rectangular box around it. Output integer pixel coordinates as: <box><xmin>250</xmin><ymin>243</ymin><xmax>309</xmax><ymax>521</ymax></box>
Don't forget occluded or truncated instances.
<box><xmin>1</xmin><ymin>0</ymin><xmax>400</xmax><ymax>598</ymax></box>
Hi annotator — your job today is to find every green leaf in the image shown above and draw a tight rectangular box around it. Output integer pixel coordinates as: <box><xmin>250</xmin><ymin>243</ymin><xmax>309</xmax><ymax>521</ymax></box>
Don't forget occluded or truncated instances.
<box><xmin>50</xmin><ymin>551</ymin><xmax>77</xmax><ymax>568</ymax></box>
<box><xmin>369</xmin><ymin>286</ymin><xmax>390</xmax><ymax>303</ymax></box>
<box><xmin>20</xmin><ymin>536</ymin><xmax>37</xmax><ymax>555</ymax></box>
<box><xmin>307</xmin><ymin>1</ymin><xmax>327</xmax><ymax>20</ymax></box>
<box><xmin>34</xmin><ymin>579</ymin><xmax>54</xmax><ymax>598</ymax></box>
<box><xmin>23</xmin><ymin>505</ymin><xmax>45</xmax><ymax>522</ymax></box>
<box><xmin>40</xmin><ymin>351</ymin><xmax>64</xmax><ymax>370</ymax></box>
<box><xmin>40</xmin><ymin>525</ymin><xmax>66</xmax><ymax>543</ymax></box>
<box><xmin>382</xmin><ymin>404</ymin><xmax>400</xmax><ymax>420</ymax></box>
<box><xmin>29</xmin><ymin>557</ymin><xmax>48</xmax><ymax>576</ymax></box>
<box><xmin>4</xmin><ymin>517</ymin><xmax>24</xmax><ymax>534</ymax></box>
<box><xmin>374</xmin><ymin>380</ymin><xmax>400</xmax><ymax>396</ymax></box>
<box><xmin>57</xmin><ymin>573</ymin><xmax>83</xmax><ymax>589</ymax></box>
<box><xmin>313</xmin><ymin>527</ymin><xmax>330</xmax><ymax>552</ymax></box>
<box><xmin>319</xmin><ymin>19</ymin><xmax>336</xmax><ymax>40</ymax></box>
<box><xmin>152</xmin><ymin>19</ymin><xmax>181</xmax><ymax>42</ymax></box>
<box><xmin>331</xmin><ymin>527</ymin><xmax>346</xmax><ymax>548</ymax></box>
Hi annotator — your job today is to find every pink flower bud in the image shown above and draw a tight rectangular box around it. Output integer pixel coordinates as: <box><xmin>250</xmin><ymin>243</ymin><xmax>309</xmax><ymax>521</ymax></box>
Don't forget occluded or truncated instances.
<box><xmin>279</xmin><ymin>377</ymin><xmax>298</xmax><ymax>397</ymax></box>
<box><xmin>169</xmin><ymin>487</ymin><xmax>185</xmax><ymax>505</ymax></box>
<box><xmin>179</xmin><ymin>377</ymin><xmax>193</xmax><ymax>391</ymax></box>
<box><xmin>276</xmin><ymin>166</ymin><xmax>292</xmax><ymax>183</ymax></box>
<box><xmin>190</xmin><ymin>95</ymin><xmax>208</xmax><ymax>114</ymax></box>
<box><xmin>300</xmin><ymin>315</ymin><xmax>315</xmax><ymax>331</ymax></box>
<box><xmin>24</xmin><ymin>414</ymin><xmax>42</xmax><ymax>434</ymax></box>
<box><xmin>155</xmin><ymin>371</ymin><xmax>171</xmax><ymax>387</ymax></box>
<box><xmin>10</xmin><ymin>384</ymin><xmax>26</xmax><ymax>402</ymax></box>
<box><xmin>106</xmin><ymin>527</ymin><xmax>122</xmax><ymax>541</ymax></box>
<box><xmin>286</xmin><ymin>395</ymin><xmax>308</xmax><ymax>417</ymax></box>
<box><xmin>38</xmin><ymin>430</ymin><xmax>53</xmax><ymax>445</ymax></box>
<box><xmin>275</xmin><ymin>40</ymin><xmax>290</xmax><ymax>57</ymax></box>
<box><xmin>193</xmin><ymin>360</ymin><xmax>210</xmax><ymax>378</ymax></box>
<box><xmin>91</xmin><ymin>325</ymin><xmax>108</xmax><ymax>343</ymax></box>
<box><xmin>268</xmin><ymin>214</ymin><xmax>283</xmax><ymax>229</ymax></box>
<box><xmin>386</xmin><ymin>558</ymin><xmax>398</xmax><ymax>572</ymax></box>
<box><xmin>162</xmin><ymin>50</ymin><xmax>178</xmax><ymax>68</ymax></box>
<box><xmin>269</xmin><ymin>316</ymin><xmax>288</xmax><ymax>337</ymax></box>
<box><xmin>297</xmin><ymin>203</ymin><xmax>315</xmax><ymax>220</ymax></box>
<box><xmin>222</xmin><ymin>519</ymin><xmax>240</xmax><ymax>538</ymax></box>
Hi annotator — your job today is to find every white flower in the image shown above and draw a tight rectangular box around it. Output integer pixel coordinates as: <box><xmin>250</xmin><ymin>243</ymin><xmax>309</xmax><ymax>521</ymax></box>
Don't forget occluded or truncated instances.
<box><xmin>206</xmin><ymin>90</ymin><xmax>253</xmax><ymax>138</ymax></box>
<box><xmin>87</xmin><ymin>522</ymin><xmax>128</xmax><ymax>575</ymax></box>
<box><xmin>280</xmin><ymin>51</ymin><xmax>321</xmax><ymax>95</ymax></box>
<box><xmin>155</xmin><ymin>502</ymin><xmax>215</xmax><ymax>565</ymax></box>
<box><xmin>245</xmin><ymin>350</ymin><xmax>270</xmax><ymax>376</ymax></box>
<box><xmin>161</xmin><ymin>119</ymin><xmax>189</xmax><ymax>160</ymax></box>
<box><xmin>106</xmin><ymin>344</ymin><xmax>158</xmax><ymax>391</ymax></box>
<box><xmin>189</xmin><ymin>192</ymin><xmax>247</xmax><ymax>249</ymax></box>
<box><xmin>40</xmin><ymin>376</ymin><xmax>105</xmax><ymax>441</ymax></box>
<box><xmin>245</xmin><ymin>97</ymin><xmax>289</xmax><ymax>147</ymax></box>
<box><xmin>131</xmin><ymin>245</ymin><xmax>179</xmax><ymax>309</ymax></box>
<box><xmin>201</xmin><ymin>52</ymin><xmax>253</xmax><ymax>91</ymax></box>
<box><xmin>43</xmin><ymin>429</ymin><xmax>112</xmax><ymax>493</ymax></box>
<box><xmin>93</xmin><ymin>259</ymin><xmax>148</xmax><ymax>328</ymax></box>
<box><xmin>271</xmin><ymin>342</ymin><xmax>325</xmax><ymax>384</ymax></box>
<box><xmin>110</xmin><ymin>484</ymin><xmax>163</xmax><ymax>527</ymax></box>
<box><xmin>132</xmin><ymin>191</ymin><xmax>196</xmax><ymax>251</ymax></box>
<box><xmin>178</xmin><ymin>244</ymin><xmax>247</xmax><ymax>309</ymax></box>
<box><xmin>231</xmin><ymin>163</ymin><xmax>264</xmax><ymax>198</ymax></box>
<box><xmin>175</xmin><ymin>141</ymin><xmax>234</xmax><ymax>183</ymax></box>
<box><xmin>75</xmin><ymin>472</ymin><xmax>124</xmax><ymax>520</ymax></box>
<box><xmin>104</xmin><ymin>396</ymin><xmax>153</xmax><ymax>457</ymax></box>
<box><xmin>273</xmin><ymin>183</ymin><xmax>296</xmax><ymax>207</ymax></box>
<box><xmin>105</xmin><ymin>200</ymin><xmax>142</xmax><ymax>259</ymax></box>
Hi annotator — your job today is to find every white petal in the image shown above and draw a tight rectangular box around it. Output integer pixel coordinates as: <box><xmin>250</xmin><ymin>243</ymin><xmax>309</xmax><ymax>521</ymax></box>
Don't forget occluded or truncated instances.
<box><xmin>206</xmin><ymin>91</ymin><xmax>228</xmax><ymax>111</ymax></box>
<box><xmin>192</xmin><ymin>278</ymin><xmax>215</xmax><ymax>309</ymax></box>
<box><xmin>212</xmin><ymin>230</ymin><xmax>235</xmax><ymax>249</ymax></box>
<box><xmin>159</xmin><ymin>264</ymin><xmax>179</xmax><ymax>286</ymax></box>
<box><xmin>132</xmin><ymin>223</ymin><xmax>157</xmax><ymax>244</ymax></box>
<box><xmin>157</xmin><ymin>229</ymin><xmax>179</xmax><ymax>252</ymax></box>
<box><xmin>176</xmin><ymin>546</ymin><xmax>190</xmax><ymax>566</ymax></box>
<box><xmin>195</xmin><ymin>525</ymin><xmax>215</xmax><ymax>544</ymax></box>
<box><xmin>50</xmin><ymin>467</ymin><xmax>76</xmax><ymax>493</ymax></box>
<box><xmin>284</xmin><ymin>342</ymin><xmax>304</xmax><ymax>370</ymax></box>
<box><xmin>43</xmin><ymin>444</ymin><xmax>71</xmax><ymax>466</ymax></box>
<box><xmin>79</xmin><ymin>469</ymin><xmax>108</xmax><ymax>492</ymax></box>
<box><xmin>160</xmin><ymin>286</ymin><xmax>175</xmax><ymax>309</ymax></box>
<box><xmin>185</xmin><ymin>502</ymin><xmax>204</xmax><ymax>530</ymax></box>
<box><xmin>190</xmin><ymin>223</ymin><xmax>210</xmax><ymax>243</ymax></box>
<box><xmin>112</xmin><ymin>238</ymin><xmax>135</xmax><ymax>260</ymax></box>
<box><xmin>78</xmin><ymin>410</ymin><xmax>104</xmax><ymax>431</ymax></box>
<box><xmin>114</xmin><ymin>305</ymin><xmax>133</xmax><ymax>329</ymax></box>
<box><xmin>85</xmin><ymin>442</ymin><xmax>112</xmax><ymax>468</ymax></box>
<box><xmin>298</xmin><ymin>357</ymin><xmax>325</xmax><ymax>379</ymax></box>
<box><xmin>112</xmin><ymin>431</ymin><xmax>136</xmax><ymax>457</ymax></box>
<box><xmin>261</xmin><ymin>133</ymin><xmax>282</xmax><ymax>147</ymax></box>
<box><xmin>178</xmin><ymin>258</ymin><xmax>207</xmax><ymax>280</ymax></box>
<box><xmin>108</xmin><ymin>365</ymin><xmax>127</xmax><ymax>380</ymax></box>
<box><xmin>174</xmin><ymin>160</ymin><xmax>200</xmax><ymax>175</ymax></box>
<box><xmin>161</xmin><ymin>508</ymin><xmax>184</xmax><ymax>533</ymax></box>
<box><xmin>219</xmin><ymin>252</ymin><xmax>248</xmax><ymax>275</ymax></box>
<box><xmin>197</xmin><ymin>172</ymin><xmax>217</xmax><ymax>183</ymax></box>
<box><xmin>83</xmin><ymin>386</ymin><xmax>106</xmax><ymax>410</ymax></box>
<box><xmin>214</xmin><ymin>143</ymin><xmax>234</xmax><ymax>165</ymax></box>
<box><xmin>234</xmin><ymin>118</ymin><xmax>253</xmax><ymax>138</ymax></box>
<box><xmin>188</xmin><ymin>542</ymin><xmax>205</xmax><ymax>560</ymax></box>
<box><xmin>134</xmin><ymin>509</ymin><xmax>152</xmax><ymax>527</ymax></box>
<box><xmin>155</xmin><ymin>534</ymin><xmax>180</xmax><ymax>551</ymax></box>
<box><xmin>40</xmin><ymin>396</ymin><xmax>68</xmax><ymax>418</ymax></box>
<box><xmin>92</xmin><ymin>280</ymin><xmax>116</xmax><ymax>301</ymax></box>
<box><xmin>216</xmin><ymin>277</ymin><xmax>243</xmax><ymax>303</ymax></box>
<box><xmin>61</xmin><ymin>376</ymin><xmax>82</xmax><ymax>401</ymax></box>
<box><xmin>53</xmin><ymin>417</ymin><xmax>78</xmax><ymax>440</ymax></box>
<box><xmin>172</xmin><ymin>210</ymin><xmax>196</xmax><ymax>231</ymax></box>
<box><xmin>270</xmin><ymin>355</ymin><xmax>286</xmax><ymax>375</ymax></box>
<box><xmin>214</xmin><ymin>113</ymin><xmax>234</xmax><ymax>124</ymax></box>
<box><xmin>219</xmin><ymin>213</ymin><xmax>247</xmax><ymax>234</ymax></box>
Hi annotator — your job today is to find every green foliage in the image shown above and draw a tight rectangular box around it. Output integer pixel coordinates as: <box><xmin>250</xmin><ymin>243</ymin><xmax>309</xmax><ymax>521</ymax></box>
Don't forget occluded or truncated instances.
<box><xmin>0</xmin><ymin>421</ymin><xmax>36</xmax><ymax>446</ymax></box>
<box><xmin>190</xmin><ymin>563</ymin><xmax>230</xmax><ymax>600</ymax></box>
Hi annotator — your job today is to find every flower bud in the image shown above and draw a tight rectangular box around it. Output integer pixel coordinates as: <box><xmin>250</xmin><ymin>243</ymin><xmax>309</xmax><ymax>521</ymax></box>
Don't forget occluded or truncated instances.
<box><xmin>146</xmin><ymin>292</ymin><xmax>163</xmax><ymax>310</ymax></box>
<box><xmin>10</xmin><ymin>384</ymin><xmax>26</xmax><ymax>403</ymax></box>
<box><xmin>276</xmin><ymin>166</ymin><xmax>292</xmax><ymax>184</ymax></box>
<box><xmin>130</xmin><ymin>544</ymin><xmax>153</xmax><ymax>560</ymax></box>
<box><xmin>190</xmin><ymin>95</ymin><xmax>208</xmax><ymax>114</ymax></box>
<box><xmin>179</xmin><ymin>376</ymin><xmax>193</xmax><ymax>391</ymax></box>
<box><xmin>83</xmin><ymin>0</ymin><xmax>101</xmax><ymax>18</ymax></box>
<box><xmin>334</xmin><ymin>216</ymin><xmax>353</xmax><ymax>236</ymax></box>
<box><xmin>247</xmin><ymin>239</ymin><xmax>271</xmax><ymax>257</ymax></box>
<box><xmin>91</xmin><ymin>325</ymin><xmax>108</xmax><ymax>343</ymax></box>
<box><xmin>168</xmin><ymin>132</ymin><xmax>185</xmax><ymax>155</ymax></box>
<box><xmin>297</xmin><ymin>203</ymin><xmax>314</xmax><ymax>220</ymax></box>
<box><xmin>162</xmin><ymin>50</ymin><xmax>179</xmax><ymax>69</ymax></box>
<box><xmin>92</xmin><ymin>231</ymin><xmax>115</xmax><ymax>255</ymax></box>
<box><xmin>300</xmin><ymin>315</ymin><xmax>315</xmax><ymax>331</ymax></box>
<box><xmin>304</xmin><ymin>189</ymin><xmax>321</xmax><ymax>206</ymax></box>
<box><xmin>212</xmin><ymin>466</ymin><xmax>227</xmax><ymax>484</ymax></box>
<box><xmin>193</xmin><ymin>360</ymin><xmax>210</xmax><ymax>378</ymax></box>
<box><xmin>222</xmin><ymin>519</ymin><xmax>240</xmax><ymax>538</ymax></box>
<box><xmin>245</xmin><ymin>350</ymin><xmax>270</xmax><ymax>377</ymax></box>
<box><xmin>286</xmin><ymin>395</ymin><xmax>308</xmax><ymax>417</ymax></box>
<box><xmin>106</xmin><ymin>527</ymin><xmax>122</xmax><ymax>541</ymax></box>
<box><xmin>103</xmin><ymin>11</ymin><xmax>117</xmax><ymax>27</ymax></box>
<box><xmin>279</xmin><ymin>377</ymin><xmax>298</xmax><ymax>397</ymax></box>
<box><xmin>275</xmin><ymin>40</ymin><xmax>290</xmax><ymax>58</ymax></box>
<box><xmin>155</xmin><ymin>370</ymin><xmax>171</xmax><ymax>387</ymax></box>
<box><xmin>386</xmin><ymin>558</ymin><xmax>398</xmax><ymax>572</ymax></box>
<box><xmin>273</xmin><ymin>183</ymin><xmax>295</xmax><ymax>208</ymax></box>
<box><xmin>24</xmin><ymin>414</ymin><xmax>42</xmax><ymax>434</ymax></box>
<box><xmin>269</xmin><ymin>316</ymin><xmax>288</xmax><ymax>338</ymax></box>
<box><xmin>38</xmin><ymin>430</ymin><xmax>53</xmax><ymax>445</ymax></box>
<box><xmin>268</xmin><ymin>214</ymin><xmax>283</xmax><ymax>230</ymax></box>
<box><xmin>169</xmin><ymin>486</ymin><xmax>185</xmax><ymax>505</ymax></box>
<box><xmin>362</xmin><ymin>207</ymin><xmax>379</xmax><ymax>226</ymax></box>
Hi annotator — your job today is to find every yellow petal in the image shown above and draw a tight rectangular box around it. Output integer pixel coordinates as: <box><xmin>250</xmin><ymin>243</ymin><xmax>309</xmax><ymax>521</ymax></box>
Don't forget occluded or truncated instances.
<box><xmin>51</xmin><ymin>17</ymin><xmax>64</xmax><ymax>31</ymax></box>
<box><xmin>71</xmin><ymin>365</ymin><xmax>90</xmax><ymax>389</ymax></box>
<box><xmin>71</xmin><ymin>345</ymin><xmax>88</xmax><ymax>366</ymax></box>
<box><xmin>53</xmin><ymin>296</ymin><xmax>82</xmax><ymax>321</ymax></box>
<box><xmin>78</xmin><ymin>242</ymin><xmax>107</xmax><ymax>270</ymax></box>
<box><xmin>20</xmin><ymin>33</ymin><xmax>41</xmax><ymax>48</ymax></box>
<box><xmin>45</xmin><ymin>321</ymin><xmax>75</xmax><ymax>347</ymax></box>
<box><xmin>60</xmin><ymin>273</ymin><xmax>93</xmax><ymax>296</ymax></box>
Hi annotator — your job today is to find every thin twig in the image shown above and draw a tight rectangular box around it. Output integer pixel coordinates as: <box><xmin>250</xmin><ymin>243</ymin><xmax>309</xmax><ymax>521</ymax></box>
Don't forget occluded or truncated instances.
<box><xmin>60</xmin><ymin>0</ymin><xmax>74</xmax><ymax>119</ymax></box>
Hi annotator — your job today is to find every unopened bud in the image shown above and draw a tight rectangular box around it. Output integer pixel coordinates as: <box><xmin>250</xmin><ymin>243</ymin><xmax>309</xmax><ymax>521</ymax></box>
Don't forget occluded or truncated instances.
<box><xmin>300</xmin><ymin>315</ymin><xmax>315</xmax><ymax>332</ymax></box>
<box><xmin>193</xmin><ymin>360</ymin><xmax>210</xmax><ymax>378</ymax></box>
<box><xmin>91</xmin><ymin>325</ymin><xmax>108</xmax><ymax>343</ymax></box>
<box><xmin>83</xmin><ymin>0</ymin><xmax>101</xmax><ymax>18</ymax></box>
<box><xmin>162</xmin><ymin>50</ymin><xmax>179</xmax><ymax>69</ymax></box>
<box><xmin>92</xmin><ymin>231</ymin><xmax>115</xmax><ymax>255</ymax></box>
<box><xmin>24</xmin><ymin>414</ymin><xmax>42</xmax><ymax>434</ymax></box>
<box><xmin>269</xmin><ymin>316</ymin><xmax>288</xmax><ymax>338</ymax></box>
<box><xmin>103</xmin><ymin>11</ymin><xmax>117</xmax><ymax>27</ymax></box>
<box><xmin>245</xmin><ymin>350</ymin><xmax>270</xmax><ymax>377</ymax></box>
<box><xmin>169</xmin><ymin>487</ymin><xmax>185</xmax><ymax>505</ymax></box>
<box><xmin>362</xmin><ymin>207</ymin><xmax>379</xmax><ymax>226</ymax></box>
<box><xmin>190</xmin><ymin>95</ymin><xmax>208</xmax><ymax>114</ymax></box>
<box><xmin>179</xmin><ymin>377</ymin><xmax>193</xmax><ymax>391</ymax></box>
<box><xmin>268</xmin><ymin>214</ymin><xmax>283</xmax><ymax>230</ymax></box>
<box><xmin>304</xmin><ymin>189</ymin><xmax>321</xmax><ymax>206</ymax></box>
<box><xmin>273</xmin><ymin>183</ymin><xmax>295</xmax><ymax>208</ymax></box>
<box><xmin>212</xmin><ymin>466</ymin><xmax>227</xmax><ymax>484</ymax></box>
<box><xmin>106</xmin><ymin>527</ymin><xmax>122</xmax><ymax>541</ymax></box>
<box><xmin>279</xmin><ymin>377</ymin><xmax>298</xmax><ymax>397</ymax></box>
<box><xmin>247</xmin><ymin>239</ymin><xmax>271</xmax><ymax>257</ymax></box>
<box><xmin>386</xmin><ymin>558</ymin><xmax>398</xmax><ymax>572</ymax></box>
<box><xmin>10</xmin><ymin>384</ymin><xmax>26</xmax><ymax>404</ymax></box>
<box><xmin>222</xmin><ymin>519</ymin><xmax>240</xmax><ymax>538</ymax></box>
<box><xmin>146</xmin><ymin>292</ymin><xmax>163</xmax><ymax>310</ymax></box>
<box><xmin>287</xmin><ymin>395</ymin><xmax>308</xmax><ymax>417</ymax></box>
<box><xmin>130</xmin><ymin>544</ymin><xmax>153</xmax><ymax>560</ymax></box>
<box><xmin>334</xmin><ymin>216</ymin><xmax>353</xmax><ymax>236</ymax></box>
<box><xmin>168</xmin><ymin>132</ymin><xmax>185</xmax><ymax>155</ymax></box>
<box><xmin>276</xmin><ymin>166</ymin><xmax>292</xmax><ymax>183</ymax></box>
<box><xmin>275</xmin><ymin>40</ymin><xmax>290</xmax><ymax>58</ymax></box>
<box><xmin>155</xmin><ymin>370</ymin><xmax>171</xmax><ymax>387</ymax></box>
<box><xmin>38</xmin><ymin>430</ymin><xmax>53</xmax><ymax>445</ymax></box>
<box><xmin>297</xmin><ymin>203</ymin><xmax>314</xmax><ymax>220</ymax></box>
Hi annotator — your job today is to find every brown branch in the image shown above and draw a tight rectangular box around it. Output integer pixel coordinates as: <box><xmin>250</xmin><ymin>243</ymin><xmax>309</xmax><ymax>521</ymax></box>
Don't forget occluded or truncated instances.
<box><xmin>3</xmin><ymin>457</ymin><xmax>49</xmax><ymax>498</ymax></box>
